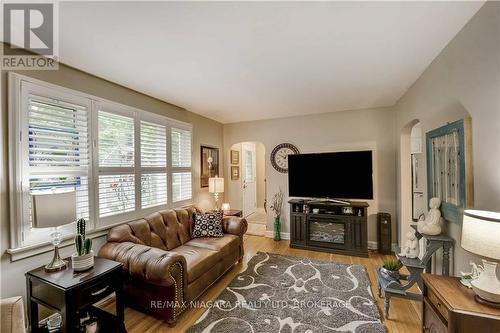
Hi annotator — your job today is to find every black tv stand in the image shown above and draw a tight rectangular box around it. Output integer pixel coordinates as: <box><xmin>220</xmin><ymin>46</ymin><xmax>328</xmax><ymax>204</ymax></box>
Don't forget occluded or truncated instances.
<box><xmin>289</xmin><ymin>199</ymin><xmax>369</xmax><ymax>257</ymax></box>
<box><xmin>307</xmin><ymin>198</ymin><xmax>351</xmax><ymax>205</ymax></box>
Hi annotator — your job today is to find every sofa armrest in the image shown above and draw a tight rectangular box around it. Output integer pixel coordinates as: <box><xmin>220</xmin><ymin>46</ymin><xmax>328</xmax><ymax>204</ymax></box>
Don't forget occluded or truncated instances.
<box><xmin>98</xmin><ymin>242</ymin><xmax>187</xmax><ymax>288</ymax></box>
<box><xmin>222</xmin><ymin>216</ymin><xmax>248</xmax><ymax>237</ymax></box>
<box><xmin>1</xmin><ymin>296</ymin><xmax>26</xmax><ymax>333</ymax></box>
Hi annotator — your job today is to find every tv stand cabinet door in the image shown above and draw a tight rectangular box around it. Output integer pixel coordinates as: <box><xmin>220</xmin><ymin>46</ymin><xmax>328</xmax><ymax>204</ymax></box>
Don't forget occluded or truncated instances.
<box><xmin>349</xmin><ymin>218</ymin><xmax>367</xmax><ymax>252</ymax></box>
<box><xmin>291</xmin><ymin>214</ymin><xmax>307</xmax><ymax>246</ymax></box>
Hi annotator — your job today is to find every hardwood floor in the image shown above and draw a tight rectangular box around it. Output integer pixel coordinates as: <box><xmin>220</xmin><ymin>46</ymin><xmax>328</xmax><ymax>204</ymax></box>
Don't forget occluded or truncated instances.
<box><xmin>99</xmin><ymin>235</ymin><xmax>422</xmax><ymax>332</ymax></box>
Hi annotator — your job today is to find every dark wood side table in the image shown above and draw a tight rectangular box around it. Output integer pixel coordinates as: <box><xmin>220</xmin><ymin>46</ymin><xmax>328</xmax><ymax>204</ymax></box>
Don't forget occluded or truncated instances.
<box><xmin>422</xmin><ymin>273</ymin><xmax>500</xmax><ymax>333</ymax></box>
<box><xmin>223</xmin><ymin>209</ymin><xmax>243</xmax><ymax>217</ymax></box>
<box><xmin>26</xmin><ymin>257</ymin><xmax>126</xmax><ymax>333</ymax></box>
<box><xmin>212</xmin><ymin>209</ymin><xmax>243</xmax><ymax>217</ymax></box>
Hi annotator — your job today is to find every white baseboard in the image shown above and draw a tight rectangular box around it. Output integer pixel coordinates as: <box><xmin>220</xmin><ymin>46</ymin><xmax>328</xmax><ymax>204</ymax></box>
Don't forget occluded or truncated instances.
<box><xmin>264</xmin><ymin>231</ymin><xmax>290</xmax><ymax>240</ymax></box>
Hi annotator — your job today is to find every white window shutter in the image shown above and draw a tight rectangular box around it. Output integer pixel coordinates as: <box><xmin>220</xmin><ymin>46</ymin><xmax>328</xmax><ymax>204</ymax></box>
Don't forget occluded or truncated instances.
<box><xmin>98</xmin><ymin>174</ymin><xmax>135</xmax><ymax>217</ymax></box>
<box><xmin>98</xmin><ymin>111</ymin><xmax>134</xmax><ymax>167</ymax></box>
<box><xmin>141</xmin><ymin>173</ymin><xmax>168</xmax><ymax>208</ymax></box>
<box><xmin>172</xmin><ymin>172</ymin><xmax>192</xmax><ymax>202</ymax></box>
<box><xmin>141</xmin><ymin>121</ymin><xmax>167</xmax><ymax>167</ymax></box>
<box><xmin>171</xmin><ymin>128</ymin><xmax>191</xmax><ymax>168</ymax></box>
<box><xmin>27</xmin><ymin>96</ymin><xmax>90</xmax><ymax>223</ymax></box>
<box><xmin>28</xmin><ymin>97</ymin><xmax>89</xmax><ymax>169</ymax></box>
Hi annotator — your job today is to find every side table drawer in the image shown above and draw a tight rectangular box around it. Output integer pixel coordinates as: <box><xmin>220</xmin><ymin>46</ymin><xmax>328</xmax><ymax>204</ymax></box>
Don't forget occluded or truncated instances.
<box><xmin>75</xmin><ymin>275</ymin><xmax>115</xmax><ymax>308</ymax></box>
<box><xmin>424</xmin><ymin>299</ymin><xmax>447</xmax><ymax>333</ymax></box>
<box><xmin>427</xmin><ymin>288</ymin><xmax>449</xmax><ymax>322</ymax></box>
<box><xmin>30</xmin><ymin>278</ymin><xmax>65</xmax><ymax>310</ymax></box>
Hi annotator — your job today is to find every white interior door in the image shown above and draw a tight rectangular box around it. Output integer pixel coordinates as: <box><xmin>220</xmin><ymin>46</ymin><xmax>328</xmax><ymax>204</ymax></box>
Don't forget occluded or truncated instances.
<box><xmin>242</xmin><ymin>143</ymin><xmax>257</xmax><ymax>217</ymax></box>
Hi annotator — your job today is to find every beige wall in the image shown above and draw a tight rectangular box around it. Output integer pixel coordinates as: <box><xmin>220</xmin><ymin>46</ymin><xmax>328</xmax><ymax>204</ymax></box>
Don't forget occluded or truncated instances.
<box><xmin>227</xmin><ymin>143</ymin><xmax>243</xmax><ymax>210</ymax></box>
<box><xmin>255</xmin><ymin>142</ymin><xmax>266</xmax><ymax>209</ymax></box>
<box><xmin>223</xmin><ymin>107</ymin><xmax>398</xmax><ymax>243</ymax></box>
<box><xmin>0</xmin><ymin>54</ymin><xmax>224</xmax><ymax>299</ymax></box>
<box><xmin>395</xmin><ymin>1</ymin><xmax>500</xmax><ymax>275</ymax></box>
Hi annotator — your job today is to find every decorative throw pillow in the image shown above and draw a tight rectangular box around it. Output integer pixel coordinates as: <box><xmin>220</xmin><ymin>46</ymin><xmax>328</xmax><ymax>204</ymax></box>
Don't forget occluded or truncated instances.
<box><xmin>192</xmin><ymin>212</ymin><xmax>224</xmax><ymax>238</ymax></box>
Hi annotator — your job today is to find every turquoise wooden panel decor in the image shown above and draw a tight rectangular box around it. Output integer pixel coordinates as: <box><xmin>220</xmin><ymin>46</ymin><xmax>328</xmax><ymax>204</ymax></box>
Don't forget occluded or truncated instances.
<box><xmin>426</xmin><ymin>119</ymin><xmax>470</xmax><ymax>224</ymax></box>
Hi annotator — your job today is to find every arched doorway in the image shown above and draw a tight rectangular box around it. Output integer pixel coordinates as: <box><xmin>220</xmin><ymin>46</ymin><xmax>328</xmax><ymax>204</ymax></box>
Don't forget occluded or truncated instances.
<box><xmin>399</xmin><ymin>119</ymin><xmax>421</xmax><ymax>244</ymax></box>
<box><xmin>227</xmin><ymin>141</ymin><xmax>267</xmax><ymax>236</ymax></box>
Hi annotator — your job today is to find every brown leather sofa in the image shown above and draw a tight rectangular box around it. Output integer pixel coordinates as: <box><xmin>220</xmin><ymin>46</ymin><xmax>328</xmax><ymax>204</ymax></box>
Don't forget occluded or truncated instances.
<box><xmin>98</xmin><ymin>206</ymin><xmax>247</xmax><ymax>324</ymax></box>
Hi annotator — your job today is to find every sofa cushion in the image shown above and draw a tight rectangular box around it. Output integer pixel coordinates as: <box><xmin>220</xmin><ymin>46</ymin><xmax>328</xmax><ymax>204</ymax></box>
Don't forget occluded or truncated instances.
<box><xmin>192</xmin><ymin>212</ymin><xmax>224</xmax><ymax>238</ymax></box>
<box><xmin>186</xmin><ymin>234</ymin><xmax>239</xmax><ymax>254</ymax></box>
<box><xmin>169</xmin><ymin>245</ymin><xmax>220</xmax><ymax>283</ymax></box>
<box><xmin>175</xmin><ymin>206</ymin><xmax>199</xmax><ymax>235</ymax></box>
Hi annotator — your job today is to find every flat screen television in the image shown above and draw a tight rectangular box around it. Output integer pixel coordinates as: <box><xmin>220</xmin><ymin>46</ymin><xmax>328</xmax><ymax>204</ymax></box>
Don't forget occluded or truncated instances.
<box><xmin>288</xmin><ymin>151</ymin><xmax>373</xmax><ymax>199</ymax></box>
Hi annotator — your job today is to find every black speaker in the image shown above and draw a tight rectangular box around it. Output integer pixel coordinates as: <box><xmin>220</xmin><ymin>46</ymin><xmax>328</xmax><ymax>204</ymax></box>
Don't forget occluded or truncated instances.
<box><xmin>377</xmin><ymin>213</ymin><xmax>392</xmax><ymax>254</ymax></box>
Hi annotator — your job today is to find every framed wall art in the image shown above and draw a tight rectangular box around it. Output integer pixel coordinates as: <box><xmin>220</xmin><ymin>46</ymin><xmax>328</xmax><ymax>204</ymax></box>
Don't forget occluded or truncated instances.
<box><xmin>231</xmin><ymin>150</ymin><xmax>239</xmax><ymax>165</ymax></box>
<box><xmin>426</xmin><ymin>118</ymin><xmax>473</xmax><ymax>223</ymax></box>
<box><xmin>231</xmin><ymin>166</ymin><xmax>240</xmax><ymax>180</ymax></box>
<box><xmin>201</xmin><ymin>146</ymin><xmax>219</xmax><ymax>187</ymax></box>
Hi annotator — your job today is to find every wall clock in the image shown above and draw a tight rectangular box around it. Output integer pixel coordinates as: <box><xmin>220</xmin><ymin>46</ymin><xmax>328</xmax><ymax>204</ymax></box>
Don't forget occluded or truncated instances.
<box><xmin>270</xmin><ymin>143</ymin><xmax>300</xmax><ymax>173</ymax></box>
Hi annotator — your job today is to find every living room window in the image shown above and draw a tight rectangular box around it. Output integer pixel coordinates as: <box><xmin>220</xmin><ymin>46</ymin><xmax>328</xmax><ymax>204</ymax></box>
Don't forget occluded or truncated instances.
<box><xmin>9</xmin><ymin>74</ymin><xmax>193</xmax><ymax>249</ymax></box>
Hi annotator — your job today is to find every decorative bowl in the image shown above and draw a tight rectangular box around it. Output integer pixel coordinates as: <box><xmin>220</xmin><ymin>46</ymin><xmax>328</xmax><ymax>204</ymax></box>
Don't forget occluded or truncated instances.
<box><xmin>381</xmin><ymin>266</ymin><xmax>400</xmax><ymax>280</ymax></box>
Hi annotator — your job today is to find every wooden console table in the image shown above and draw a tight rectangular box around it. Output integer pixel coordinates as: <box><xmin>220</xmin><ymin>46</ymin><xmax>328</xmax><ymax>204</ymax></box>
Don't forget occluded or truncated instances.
<box><xmin>422</xmin><ymin>273</ymin><xmax>500</xmax><ymax>332</ymax></box>
<box><xmin>411</xmin><ymin>224</ymin><xmax>454</xmax><ymax>276</ymax></box>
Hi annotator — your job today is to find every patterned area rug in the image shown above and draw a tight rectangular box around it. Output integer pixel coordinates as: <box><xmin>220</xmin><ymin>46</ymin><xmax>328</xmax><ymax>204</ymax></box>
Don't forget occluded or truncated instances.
<box><xmin>188</xmin><ymin>252</ymin><xmax>384</xmax><ymax>333</ymax></box>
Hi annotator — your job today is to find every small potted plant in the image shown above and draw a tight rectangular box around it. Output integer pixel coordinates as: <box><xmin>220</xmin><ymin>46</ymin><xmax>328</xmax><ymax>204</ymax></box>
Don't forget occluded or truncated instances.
<box><xmin>270</xmin><ymin>188</ymin><xmax>284</xmax><ymax>241</ymax></box>
<box><xmin>381</xmin><ymin>258</ymin><xmax>401</xmax><ymax>280</ymax></box>
<box><xmin>71</xmin><ymin>218</ymin><xmax>94</xmax><ymax>271</ymax></box>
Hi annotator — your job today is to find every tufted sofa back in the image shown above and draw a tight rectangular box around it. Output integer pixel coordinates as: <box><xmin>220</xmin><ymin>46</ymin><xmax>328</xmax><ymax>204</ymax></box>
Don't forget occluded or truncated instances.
<box><xmin>106</xmin><ymin>206</ymin><xmax>200</xmax><ymax>251</ymax></box>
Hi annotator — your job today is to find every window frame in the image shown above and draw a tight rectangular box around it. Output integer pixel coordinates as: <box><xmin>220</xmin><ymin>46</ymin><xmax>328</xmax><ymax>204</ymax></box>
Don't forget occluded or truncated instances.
<box><xmin>8</xmin><ymin>73</ymin><xmax>193</xmax><ymax>251</ymax></box>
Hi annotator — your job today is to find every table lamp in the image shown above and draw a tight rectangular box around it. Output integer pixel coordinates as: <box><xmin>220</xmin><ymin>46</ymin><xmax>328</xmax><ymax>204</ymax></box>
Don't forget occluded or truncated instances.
<box><xmin>461</xmin><ymin>209</ymin><xmax>500</xmax><ymax>307</ymax></box>
<box><xmin>32</xmin><ymin>190</ymin><xmax>77</xmax><ymax>272</ymax></box>
<box><xmin>208</xmin><ymin>177</ymin><xmax>224</xmax><ymax>211</ymax></box>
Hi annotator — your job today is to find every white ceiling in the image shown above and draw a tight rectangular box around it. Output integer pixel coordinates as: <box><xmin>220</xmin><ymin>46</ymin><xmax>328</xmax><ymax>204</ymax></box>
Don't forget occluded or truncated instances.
<box><xmin>54</xmin><ymin>1</ymin><xmax>483</xmax><ymax>123</ymax></box>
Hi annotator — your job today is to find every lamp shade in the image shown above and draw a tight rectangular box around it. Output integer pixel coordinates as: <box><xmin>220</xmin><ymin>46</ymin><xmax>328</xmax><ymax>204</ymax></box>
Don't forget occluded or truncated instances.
<box><xmin>208</xmin><ymin>177</ymin><xmax>224</xmax><ymax>193</ymax></box>
<box><xmin>461</xmin><ymin>209</ymin><xmax>500</xmax><ymax>260</ymax></box>
<box><xmin>32</xmin><ymin>191</ymin><xmax>77</xmax><ymax>228</ymax></box>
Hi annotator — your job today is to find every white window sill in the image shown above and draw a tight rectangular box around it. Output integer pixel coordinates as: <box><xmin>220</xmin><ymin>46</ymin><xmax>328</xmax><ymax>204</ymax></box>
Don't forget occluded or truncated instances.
<box><xmin>6</xmin><ymin>202</ymin><xmax>196</xmax><ymax>262</ymax></box>
<box><xmin>6</xmin><ymin>229</ymin><xmax>109</xmax><ymax>262</ymax></box>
